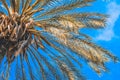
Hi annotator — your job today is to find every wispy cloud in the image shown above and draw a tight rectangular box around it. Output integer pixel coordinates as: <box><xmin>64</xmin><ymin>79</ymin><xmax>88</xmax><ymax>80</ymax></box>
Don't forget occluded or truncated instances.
<box><xmin>96</xmin><ymin>2</ymin><xmax>120</xmax><ymax>41</ymax></box>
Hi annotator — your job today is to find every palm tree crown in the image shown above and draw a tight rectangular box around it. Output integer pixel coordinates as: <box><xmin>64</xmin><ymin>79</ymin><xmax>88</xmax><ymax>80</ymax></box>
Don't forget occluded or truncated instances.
<box><xmin>0</xmin><ymin>0</ymin><xmax>118</xmax><ymax>80</ymax></box>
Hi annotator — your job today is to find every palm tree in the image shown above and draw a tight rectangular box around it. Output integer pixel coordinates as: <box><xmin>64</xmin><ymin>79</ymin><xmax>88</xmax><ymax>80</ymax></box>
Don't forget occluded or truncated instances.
<box><xmin>0</xmin><ymin>0</ymin><xmax>118</xmax><ymax>80</ymax></box>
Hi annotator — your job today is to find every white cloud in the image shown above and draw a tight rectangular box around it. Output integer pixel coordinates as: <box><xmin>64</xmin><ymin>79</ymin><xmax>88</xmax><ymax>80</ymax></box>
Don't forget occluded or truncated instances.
<box><xmin>96</xmin><ymin>2</ymin><xmax>120</xmax><ymax>41</ymax></box>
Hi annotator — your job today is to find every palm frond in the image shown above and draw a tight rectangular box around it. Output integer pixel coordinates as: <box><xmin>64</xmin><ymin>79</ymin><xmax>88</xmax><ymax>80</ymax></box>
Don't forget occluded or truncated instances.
<box><xmin>34</xmin><ymin>0</ymin><xmax>94</xmax><ymax>18</ymax></box>
<box><xmin>0</xmin><ymin>0</ymin><xmax>119</xmax><ymax>80</ymax></box>
<box><xmin>0</xmin><ymin>0</ymin><xmax>11</xmax><ymax>16</ymax></box>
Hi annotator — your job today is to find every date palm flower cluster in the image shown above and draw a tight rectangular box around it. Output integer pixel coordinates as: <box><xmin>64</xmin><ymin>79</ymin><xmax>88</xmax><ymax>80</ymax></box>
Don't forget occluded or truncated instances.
<box><xmin>0</xmin><ymin>0</ymin><xmax>118</xmax><ymax>80</ymax></box>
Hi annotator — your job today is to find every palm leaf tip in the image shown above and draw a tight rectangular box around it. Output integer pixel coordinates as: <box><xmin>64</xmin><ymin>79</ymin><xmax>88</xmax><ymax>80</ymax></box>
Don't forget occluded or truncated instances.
<box><xmin>0</xmin><ymin>0</ymin><xmax>119</xmax><ymax>80</ymax></box>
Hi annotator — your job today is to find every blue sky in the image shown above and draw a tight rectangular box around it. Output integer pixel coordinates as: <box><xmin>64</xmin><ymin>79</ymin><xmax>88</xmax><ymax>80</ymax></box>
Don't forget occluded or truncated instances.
<box><xmin>81</xmin><ymin>0</ymin><xmax>120</xmax><ymax>80</ymax></box>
